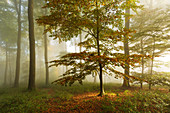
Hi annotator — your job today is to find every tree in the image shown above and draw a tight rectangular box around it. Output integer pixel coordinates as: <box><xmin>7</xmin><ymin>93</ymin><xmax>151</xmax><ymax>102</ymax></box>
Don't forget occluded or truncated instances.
<box><xmin>0</xmin><ymin>0</ymin><xmax>17</xmax><ymax>86</ymax></box>
<box><xmin>14</xmin><ymin>0</ymin><xmax>22</xmax><ymax>88</ymax></box>
<box><xmin>0</xmin><ymin>0</ymin><xmax>28</xmax><ymax>87</ymax></box>
<box><xmin>131</xmin><ymin>7</ymin><xmax>170</xmax><ymax>89</ymax></box>
<box><xmin>4</xmin><ymin>43</ymin><xmax>8</xmax><ymax>85</ymax></box>
<box><xmin>28</xmin><ymin>0</ymin><xmax>36</xmax><ymax>90</ymax></box>
<box><xmin>37</xmin><ymin>0</ymin><xmax>141</xmax><ymax>96</ymax></box>
<box><xmin>44</xmin><ymin>24</ymin><xmax>49</xmax><ymax>85</ymax></box>
<box><xmin>43</xmin><ymin>6</ymin><xmax>49</xmax><ymax>85</ymax></box>
<box><xmin>122</xmin><ymin>0</ymin><xmax>130</xmax><ymax>88</ymax></box>
<box><xmin>34</xmin><ymin>0</ymin><xmax>50</xmax><ymax>85</ymax></box>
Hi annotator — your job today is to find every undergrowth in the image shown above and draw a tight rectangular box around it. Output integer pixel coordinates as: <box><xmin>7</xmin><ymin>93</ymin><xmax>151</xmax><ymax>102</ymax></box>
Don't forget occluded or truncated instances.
<box><xmin>101</xmin><ymin>90</ymin><xmax>170</xmax><ymax>113</ymax></box>
<box><xmin>0</xmin><ymin>88</ymin><xmax>51</xmax><ymax>113</ymax></box>
<box><xmin>0</xmin><ymin>83</ymin><xmax>169</xmax><ymax>113</ymax></box>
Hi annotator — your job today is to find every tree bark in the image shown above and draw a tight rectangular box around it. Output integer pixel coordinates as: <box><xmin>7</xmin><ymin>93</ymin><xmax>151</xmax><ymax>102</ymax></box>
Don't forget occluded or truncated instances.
<box><xmin>140</xmin><ymin>82</ymin><xmax>143</xmax><ymax>89</ymax></box>
<box><xmin>28</xmin><ymin>0</ymin><xmax>36</xmax><ymax>90</ymax></box>
<box><xmin>122</xmin><ymin>0</ymin><xmax>130</xmax><ymax>88</ymax></box>
<box><xmin>14</xmin><ymin>0</ymin><xmax>22</xmax><ymax>88</ymax></box>
<box><xmin>141</xmin><ymin>37</ymin><xmax>144</xmax><ymax>89</ymax></box>
<box><xmin>44</xmin><ymin>26</ymin><xmax>49</xmax><ymax>85</ymax></box>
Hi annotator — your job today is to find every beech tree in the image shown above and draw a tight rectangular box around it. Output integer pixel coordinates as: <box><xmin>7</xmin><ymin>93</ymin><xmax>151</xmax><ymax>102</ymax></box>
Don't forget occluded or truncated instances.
<box><xmin>34</xmin><ymin>0</ymin><xmax>50</xmax><ymax>85</ymax></box>
<box><xmin>37</xmin><ymin>0</ymin><xmax>142</xmax><ymax>96</ymax></box>
<box><xmin>13</xmin><ymin>0</ymin><xmax>22</xmax><ymax>88</ymax></box>
<box><xmin>131</xmin><ymin>7</ymin><xmax>170</xmax><ymax>89</ymax></box>
<box><xmin>28</xmin><ymin>0</ymin><xmax>36</xmax><ymax>90</ymax></box>
<box><xmin>44</xmin><ymin>8</ymin><xmax>49</xmax><ymax>85</ymax></box>
<box><xmin>0</xmin><ymin>0</ymin><xmax>17</xmax><ymax>86</ymax></box>
<box><xmin>122</xmin><ymin>0</ymin><xmax>130</xmax><ymax>88</ymax></box>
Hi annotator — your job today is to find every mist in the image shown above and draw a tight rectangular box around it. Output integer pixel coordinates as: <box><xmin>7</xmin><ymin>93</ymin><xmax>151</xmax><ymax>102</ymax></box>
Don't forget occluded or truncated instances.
<box><xmin>0</xmin><ymin>0</ymin><xmax>169</xmax><ymax>87</ymax></box>
<box><xmin>0</xmin><ymin>0</ymin><xmax>170</xmax><ymax>112</ymax></box>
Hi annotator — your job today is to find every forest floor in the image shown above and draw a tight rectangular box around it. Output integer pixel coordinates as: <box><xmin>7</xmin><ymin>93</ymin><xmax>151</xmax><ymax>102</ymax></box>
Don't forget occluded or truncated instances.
<box><xmin>0</xmin><ymin>83</ymin><xmax>169</xmax><ymax>113</ymax></box>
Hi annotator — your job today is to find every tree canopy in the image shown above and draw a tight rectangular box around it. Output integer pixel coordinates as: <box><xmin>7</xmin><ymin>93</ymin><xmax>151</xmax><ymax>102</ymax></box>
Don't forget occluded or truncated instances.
<box><xmin>37</xmin><ymin>0</ymin><xmax>148</xmax><ymax>96</ymax></box>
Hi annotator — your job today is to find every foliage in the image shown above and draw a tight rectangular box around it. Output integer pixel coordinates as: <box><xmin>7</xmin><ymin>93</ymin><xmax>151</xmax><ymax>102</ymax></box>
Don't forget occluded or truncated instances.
<box><xmin>101</xmin><ymin>90</ymin><xmax>170</xmax><ymax>113</ymax></box>
<box><xmin>0</xmin><ymin>83</ymin><xmax>169</xmax><ymax>113</ymax></box>
<box><xmin>37</xmin><ymin>0</ymin><xmax>145</xmax><ymax>87</ymax></box>
<box><xmin>132</xmin><ymin>71</ymin><xmax>170</xmax><ymax>88</ymax></box>
<box><xmin>146</xmin><ymin>72</ymin><xmax>170</xmax><ymax>87</ymax></box>
<box><xmin>131</xmin><ymin>7</ymin><xmax>170</xmax><ymax>57</ymax></box>
<box><xmin>0</xmin><ymin>89</ymin><xmax>51</xmax><ymax>113</ymax></box>
<box><xmin>130</xmin><ymin>6</ymin><xmax>170</xmax><ymax>87</ymax></box>
<box><xmin>50</xmin><ymin>52</ymin><xmax>148</xmax><ymax>86</ymax></box>
<box><xmin>0</xmin><ymin>0</ymin><xmax>17</xmax><ymax>46</ymax></box>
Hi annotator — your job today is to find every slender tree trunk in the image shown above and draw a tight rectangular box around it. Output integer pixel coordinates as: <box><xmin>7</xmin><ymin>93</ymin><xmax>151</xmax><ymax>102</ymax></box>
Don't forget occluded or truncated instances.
<box><xmin>149</xmin><ymin>37</ymin><xmax>155</xmax><ymax>90</ymax></box>
<box><xmin>9</xmin><ymin>51</ymin><xmax>12</xmax><ymax>86</ymax></box>
<box><xmin>96</xmin><ymin>1</ymin><xmax>104</xmax><ymax>96</ymax></box>
<box><xmin>98</xmin><ymin>49</ymin><xmax>104</xmax><ymax>96</ymax></box>
<box><xmin>79</xmin><ymin>31</ymin><xmax>82</xmax><ymax>65</ymax></box>
<box><xmin>148</xmin><ymin>0</ymin><xmax>153</xmax><ymax>90</ymax></box>
<box><xmin>44</xmin><ymin>26</ymin><xmax>49</xmax><ymax>85</ymax></box>
<box><xmin>149</xmin><ymin>83</ymin><xmax>151</xmax><ymax>90</ymax></box>
<box><xmin>79</xmin><ymin>31</ymin><xmax>82</xmax><ymax>53</ymax></box>
<box><xmin>4</xmin><ymin>43</ymin><xmax>8</xmax><ymax>86</ymax></box>
<box><xmin>93</xmin><ymin>71</ymin><xmax>97</xmax><ymax>83</ymax></box>
<box><xmin>79</xmin><ymin>30</ymin><xmax>83</xmax><ymax>80</ymax></box>
<box><xmin>141</xmin><ymin>37</ymin><xmax>144</xmax><ymax>89</ymax></box>
<box><xmin>122</xmin><ymin>0</ymin><xmax>130</xmax><ymax>88</ymax></box>
<box><xmin>140</xmin><ymin>82</ymin><xmax>143</xmax><ymax>89</ymax></box>
<box><xmin>14</xmin><ymin>0</ymin><xmax>22</xmax><ymax>88</ymax></box>
<box><xmin>28</xmin><ymin>0</ymin><xmax>36</xmax><ymax>90</ymax></box>
<box><xmin>65</xmin><ymin>42</ymin><xmax>68</xmax><ymax>71</ymax></box>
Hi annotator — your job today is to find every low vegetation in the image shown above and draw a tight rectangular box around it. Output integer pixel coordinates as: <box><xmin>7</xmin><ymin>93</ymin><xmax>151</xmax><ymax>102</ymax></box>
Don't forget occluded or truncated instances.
<box><xmin>0</xmin><ymin>83</ymin><xmax>169</xmax><ymax>113</ymax></box>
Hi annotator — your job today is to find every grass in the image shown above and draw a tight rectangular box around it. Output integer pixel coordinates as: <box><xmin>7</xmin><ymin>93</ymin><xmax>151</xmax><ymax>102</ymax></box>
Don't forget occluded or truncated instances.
<box><xmin>0</xmin><ymin>88</ymin><xmax>51</xmax><ymax>113</ymax></box>
<box><xmin>0</xmin><ymin>82</ymin><xmax>169</xmax><ymax>113</ymax></box>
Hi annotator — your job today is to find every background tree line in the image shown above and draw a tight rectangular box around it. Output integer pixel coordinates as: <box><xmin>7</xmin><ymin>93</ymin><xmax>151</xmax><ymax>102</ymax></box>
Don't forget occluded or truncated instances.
<box><xmin>0</xmin><ymin>0</ymin><xmax>169</xmax><ymax>94</ymax></box>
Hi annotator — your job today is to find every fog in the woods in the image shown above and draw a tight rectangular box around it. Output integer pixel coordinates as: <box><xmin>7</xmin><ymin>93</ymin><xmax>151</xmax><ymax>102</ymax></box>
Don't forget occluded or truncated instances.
<box><xmin>0</xmin><ymin>0</ymin><xmax>169</xmax><ymax>87</ymax></box>
<box><xmin>0</xmin><ymin>0</ymin><xmax>170</xmax><ymax>112</ymax></box>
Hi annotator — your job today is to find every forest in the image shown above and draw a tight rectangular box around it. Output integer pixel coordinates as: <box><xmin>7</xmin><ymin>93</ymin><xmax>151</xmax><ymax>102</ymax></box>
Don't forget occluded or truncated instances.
<box><xmin>0</xmin><ymin>0</ymin><xmax>170</xmax><ymax>112</ymax></box>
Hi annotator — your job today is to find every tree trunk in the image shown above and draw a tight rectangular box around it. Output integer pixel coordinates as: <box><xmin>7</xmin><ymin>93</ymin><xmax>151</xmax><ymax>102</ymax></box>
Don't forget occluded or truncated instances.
<box><xmin>79</xmin><ymin>30</ymin><xmax>83</xmax><ymax>80</ymax></box>
<box><xmin>122</xmin><ymin>0</ymin><xmax>130</xmax><ymax>88</ymax></box>
<box><xmin>14</xmin><ymin>0</ymin><xmax>22</xmax><ymax>88</ymax></box>
<box><xmin>44</xmin><ymin>26</ymin><xmax>49</xmax><ymax>85</ymax></box>
<box><xmin>148</xmin><ymin>0</ymin><xmax>155</xmax><ymax>86</ymax></box>
<box><xmin>149</xmin><ymin>37</ymin><xmax>155</xmax><ymax>90</ymax></box>
<box><xmin>4</xmin><ymin>43</ymin><xmax>8</xmax><ymax>86</ymax></box>
<box><xmin>93</xmin><ymin>71</ymin><xmax>97</xmax><ymax>83</ymax></box>
<box><xmin>96</xmin><ymin>1</ymin><xmax>104</xmax><ymax>96</ymax></box>
<box><xmin>79</xmin><ymin>31</ymin><xmax>82</xmax><ymax>53</ymax></box>
<box><xmin>141</xmin><ymin>37</ymin><xmax>144</xmax><ymax>89</ymax></box>
<box><xmin>28</xmin><ymin>0</ymin><xmax>36</xmax><ymax>90</ymax></box>
<box><xmin>149</xmin><ymin>83</ymin><xmax>151</xmax><ymax>90</ymax></box>
<box><xmin>140</xmin><ymin>82</ymin><xmax>143</xmax><ymax>89</ymax></box>
<box><xmin>9</xmin><ymin>51</ymin><xmax>12</xmax><ymax>86</ymax></box>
